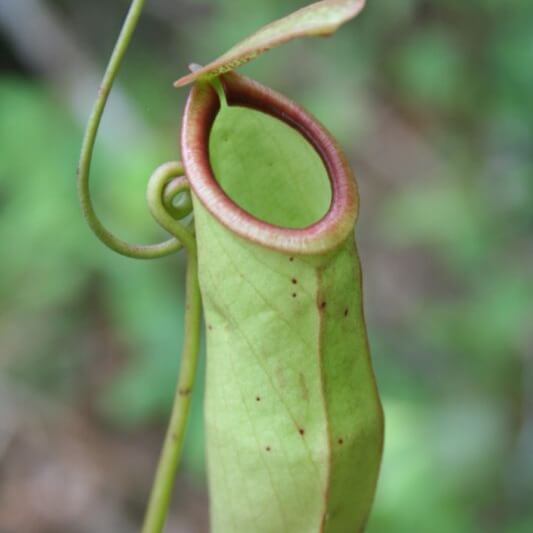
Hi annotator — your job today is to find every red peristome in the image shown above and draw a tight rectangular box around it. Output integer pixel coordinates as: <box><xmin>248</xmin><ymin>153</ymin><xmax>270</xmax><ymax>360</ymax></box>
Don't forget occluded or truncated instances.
<box><xmin>181</xmin><ymin>72</ymin><xmax>358</xmax><ymax>255</ymax></box>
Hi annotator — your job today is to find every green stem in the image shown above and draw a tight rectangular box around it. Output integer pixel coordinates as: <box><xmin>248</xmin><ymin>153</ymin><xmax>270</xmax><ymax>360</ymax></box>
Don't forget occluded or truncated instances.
<box><xmin>142</xmin><ymin>250</ymin><xmax>202</xmax><ymax>533</ymax></box>
<box><xmin>78</xmin><ymin>0</ymin><xmax>182</xmax><ymax>259</ymax></box>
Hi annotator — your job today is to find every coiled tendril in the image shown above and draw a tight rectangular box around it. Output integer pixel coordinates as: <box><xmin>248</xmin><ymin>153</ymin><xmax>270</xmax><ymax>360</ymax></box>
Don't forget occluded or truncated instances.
<box><xmin>79</xmin><ymin>158</ymin><xmax>195</xmax><ymax>257</ymax></box>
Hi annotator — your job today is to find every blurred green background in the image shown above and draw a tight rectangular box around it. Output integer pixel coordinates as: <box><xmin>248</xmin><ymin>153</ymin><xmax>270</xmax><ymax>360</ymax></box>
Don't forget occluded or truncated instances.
<box><xmin>0</xmin><ymin>1</ymin><xmax>532</xmax><ymax>531</ymax></box>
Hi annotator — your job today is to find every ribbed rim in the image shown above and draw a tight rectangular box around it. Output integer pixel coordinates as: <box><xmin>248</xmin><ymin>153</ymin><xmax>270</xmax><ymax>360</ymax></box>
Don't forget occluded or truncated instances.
<box><xmin>181</xmin><ymin>72</ymin><xmax>358</xmax><ymax>255</ymax></box>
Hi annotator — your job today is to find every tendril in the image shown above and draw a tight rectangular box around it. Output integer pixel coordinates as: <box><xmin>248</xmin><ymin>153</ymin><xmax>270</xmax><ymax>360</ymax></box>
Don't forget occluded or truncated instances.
<box><xmin>77</xmin><ymin>0</ymin><xmax>194</xmax><ymax>258</ymax></box>
<box><xmin>77</xmin><ymin>2</ymin><xmax>202</xmax><ymax>532</ymax></box>
<box><xmin>146</xmin><ymin>161</ymin><xmax>196</xmax><ymax>252</ymax></box>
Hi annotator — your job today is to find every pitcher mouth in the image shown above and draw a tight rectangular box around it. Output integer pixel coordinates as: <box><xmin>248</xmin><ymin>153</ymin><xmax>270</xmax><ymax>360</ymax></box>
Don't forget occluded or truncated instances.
<box><xmin>181</xmin><ymin>72</ymin><xmax>358</xmax><ymax>255</ymax></box>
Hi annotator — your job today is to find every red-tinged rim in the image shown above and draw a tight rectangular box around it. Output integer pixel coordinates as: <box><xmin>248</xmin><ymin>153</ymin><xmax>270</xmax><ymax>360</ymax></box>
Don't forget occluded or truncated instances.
<box><xmin>181</xmin><ymin>72</ymin><xmax>358</xmax><ymax>255</ymax></box>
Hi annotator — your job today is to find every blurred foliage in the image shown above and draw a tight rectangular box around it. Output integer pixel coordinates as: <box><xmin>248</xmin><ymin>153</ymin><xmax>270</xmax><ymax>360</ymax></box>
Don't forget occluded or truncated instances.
<box><xmin>0</xmin><ymin>0</ymin><xmax>532</xmax><ymax>531</ymax></box>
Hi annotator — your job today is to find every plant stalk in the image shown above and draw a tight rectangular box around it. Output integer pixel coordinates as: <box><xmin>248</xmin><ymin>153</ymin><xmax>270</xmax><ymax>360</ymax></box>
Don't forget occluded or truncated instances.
<box><xmin>142</xmin><ymin>251</ymin><xmax>202</xmax><ymax>533</ymax></box>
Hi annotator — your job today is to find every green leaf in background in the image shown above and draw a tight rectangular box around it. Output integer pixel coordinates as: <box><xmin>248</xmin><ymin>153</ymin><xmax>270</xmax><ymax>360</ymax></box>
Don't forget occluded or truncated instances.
<box><xmin>392</xmin><ymin>30</ymin><xmax>467</xmax><ymax>111</ymax></box>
